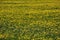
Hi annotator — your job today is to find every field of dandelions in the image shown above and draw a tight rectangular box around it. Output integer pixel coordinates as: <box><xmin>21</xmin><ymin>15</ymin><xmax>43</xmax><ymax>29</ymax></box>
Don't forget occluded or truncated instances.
<box><xmin>0</xmin><ymin>0</ymin><xmax>60</xmax><ymax>40</ymax></box>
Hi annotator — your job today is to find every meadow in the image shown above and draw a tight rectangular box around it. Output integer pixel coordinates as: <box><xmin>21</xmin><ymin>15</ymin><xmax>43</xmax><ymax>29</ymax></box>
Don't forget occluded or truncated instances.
<box><xmin>0</xmin><ymin>0</ymin><xmax>60</xmax><ymax>40</ymax></box>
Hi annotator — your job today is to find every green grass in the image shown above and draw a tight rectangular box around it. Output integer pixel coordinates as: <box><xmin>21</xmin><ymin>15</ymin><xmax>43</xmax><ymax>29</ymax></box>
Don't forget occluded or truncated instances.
<box><xmin>0</xmin><ymin>0</ymin><xmax>60</xmax><ymax>40</ymax></box>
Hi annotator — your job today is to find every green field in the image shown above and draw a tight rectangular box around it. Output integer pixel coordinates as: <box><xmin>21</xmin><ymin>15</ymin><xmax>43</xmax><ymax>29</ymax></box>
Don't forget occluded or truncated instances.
<box><xmin>0</xmin><ymin>0</ymin><xmax>60</xmax><ymax>40</ymax></box>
